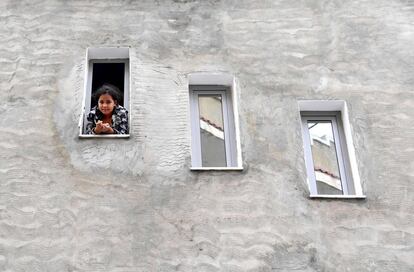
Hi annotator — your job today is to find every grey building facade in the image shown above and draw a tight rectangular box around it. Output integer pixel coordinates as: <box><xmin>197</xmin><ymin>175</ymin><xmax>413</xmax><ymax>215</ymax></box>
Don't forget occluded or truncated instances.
<box><xmin>0</xmin><ymin>0</ymin><xmax>413</xmax><ymax>271</ymax></box>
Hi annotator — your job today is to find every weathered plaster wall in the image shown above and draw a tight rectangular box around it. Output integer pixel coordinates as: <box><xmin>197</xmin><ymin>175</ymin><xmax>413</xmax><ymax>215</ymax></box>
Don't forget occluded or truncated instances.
<box><xmin>1</xmin><ymin>0</ymin><xmax>413</xmax><ymax>271</ymax></box>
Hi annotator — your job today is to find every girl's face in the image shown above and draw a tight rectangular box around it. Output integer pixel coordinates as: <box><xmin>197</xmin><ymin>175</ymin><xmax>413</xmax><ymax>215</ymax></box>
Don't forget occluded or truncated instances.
<box><xmin>98</xmin><ymin>94</ymin><xmax>116</xmax><ymax>116</ymax></box>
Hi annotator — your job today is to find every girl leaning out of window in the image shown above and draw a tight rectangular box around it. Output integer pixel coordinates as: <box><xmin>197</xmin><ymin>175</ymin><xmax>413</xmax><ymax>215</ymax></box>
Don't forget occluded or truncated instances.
<box><xmin>86</xmin><ymin>84</ymin><xmax>129</xmax><ymax>135</ymax></box>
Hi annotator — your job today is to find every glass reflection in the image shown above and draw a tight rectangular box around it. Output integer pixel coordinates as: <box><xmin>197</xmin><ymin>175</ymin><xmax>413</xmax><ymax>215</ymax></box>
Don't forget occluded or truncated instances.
<box><xmin>198</xmin><ymin>94</ymin><xmax>226</xmax><ymax>167</ymax></box>
<box><xmin>308</xmin><ymin>121</ymin><xmax>343</xmax><ymax>195</ymax></box>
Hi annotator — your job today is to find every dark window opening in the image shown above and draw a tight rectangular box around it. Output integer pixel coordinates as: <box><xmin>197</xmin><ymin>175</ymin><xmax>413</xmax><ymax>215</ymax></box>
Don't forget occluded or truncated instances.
<box><xmin>91</xmin><ymin>63</ymin><xmax>125</xmax><ymax>108</ymax></box>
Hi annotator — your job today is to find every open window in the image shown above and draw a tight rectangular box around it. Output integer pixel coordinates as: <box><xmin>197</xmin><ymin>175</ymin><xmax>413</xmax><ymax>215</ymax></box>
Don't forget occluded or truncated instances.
<box><xmin>299</xmin><ymin>101</ymin><xmax>365</xmax><ymax>198</ymax></box>
<box><xmin>79</xmin><ymin>47</ymin><xmax>130</xmax><ymax>138</ymax></box>
<box><xmin>189</xmin><ymin>73</ymin><xmax>243</xmax><ymax>170</ymax></box>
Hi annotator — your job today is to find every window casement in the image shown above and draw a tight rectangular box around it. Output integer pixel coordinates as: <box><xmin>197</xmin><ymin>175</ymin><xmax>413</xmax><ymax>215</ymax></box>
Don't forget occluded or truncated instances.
<box><xmin>79</xmin><ymin>47</ymin><xmax>130</xmax><ymax>138</ymax></box>
<box><xmin>188</xmin><ymin>73</ymin><xmax>242</xmax><ymax>170</ymax></box>
<box><xmin>299</xmin><ymin>101</ymin><xmax>365</xmax><ymax>198</ymax></box>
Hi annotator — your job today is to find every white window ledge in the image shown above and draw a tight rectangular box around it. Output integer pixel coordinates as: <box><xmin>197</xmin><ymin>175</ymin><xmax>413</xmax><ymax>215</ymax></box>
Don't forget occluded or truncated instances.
<box><xmin>190</xmin><ymin>167</ymin><xmax>243</xmax><ymax>171</ymax></box>
<box><xmin>79</xmin><ymin>134</ymin><xmax>130</xmax><ymax>139</ymax></box>
<box><xmin>309</xmin><ymin>194</ymin><xmax>366</xmax><ymax>199</ymax></box>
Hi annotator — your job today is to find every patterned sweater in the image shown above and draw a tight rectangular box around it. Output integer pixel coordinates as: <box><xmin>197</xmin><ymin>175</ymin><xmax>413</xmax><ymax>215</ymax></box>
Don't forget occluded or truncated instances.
<box><xmin>85</xmin><ymin>105</ymin><xmax>129</xmax><ymax>134</ymax></box>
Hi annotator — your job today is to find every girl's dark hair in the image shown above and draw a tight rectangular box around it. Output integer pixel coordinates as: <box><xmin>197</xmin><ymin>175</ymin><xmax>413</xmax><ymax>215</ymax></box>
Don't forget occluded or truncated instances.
<box><xmin>92</xmin><ymin>83</ymin><xmax>122</xmax><ymax>104</ymax></box>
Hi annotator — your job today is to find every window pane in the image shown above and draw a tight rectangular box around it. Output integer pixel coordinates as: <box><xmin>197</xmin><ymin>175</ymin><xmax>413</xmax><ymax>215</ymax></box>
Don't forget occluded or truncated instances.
<box><xmin>91</xmin><ymin>63</ymin><xmax>125</xmax><ymax>107</ymax></box>
<box><xmin>198</xmin><ymin>94</ymin><xmax>226</xmax><ymax>167</ymax></box>
<box><xmin>308</xmin><ymin>121</ymin><xmax>343</xmax><ymax>195</ymax></box>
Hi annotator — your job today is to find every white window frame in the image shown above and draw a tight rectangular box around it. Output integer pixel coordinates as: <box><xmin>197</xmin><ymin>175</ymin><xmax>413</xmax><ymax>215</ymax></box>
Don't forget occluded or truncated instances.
<box><xmin>301</xmin><ymin>113</ymin><xmax>350</xmax><ymax>195</ymax></box>
<box><xmin>188</xmin><ymin>72</ymin><xmax>243</xmax><ymax>170</ymax></box>
<box><xmin>78</xmin><ymin>47</ymin><xmax>131</xmax><ymax>138</ymax></box>
<box><xmin>189</xmin><ymin>87</ymin><xmax>236</xmax><ymax>168</ymax></box>
<box><xmin>298</xmin><ymin>100</ymin><xmax>365</xmax><ymax>199</ymax></box>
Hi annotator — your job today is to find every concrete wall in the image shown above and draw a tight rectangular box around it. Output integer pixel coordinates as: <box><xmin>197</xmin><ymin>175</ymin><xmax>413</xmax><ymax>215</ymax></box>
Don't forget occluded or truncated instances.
<box><xmin>1</xmin><ymin>0</ymin><xmax>413</xmax><ymax>271</ymax></box>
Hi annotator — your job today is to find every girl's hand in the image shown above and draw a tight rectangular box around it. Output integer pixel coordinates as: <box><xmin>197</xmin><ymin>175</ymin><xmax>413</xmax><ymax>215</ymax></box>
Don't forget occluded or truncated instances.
<box><xmin>94</xmin><ymin>121</ymin><xmax>104</xmax><ymax>134</ymax></box>
<box><xmin>94</xmin><ymin>121</ymin><xmax>114</xmax><ymax>134</ymax></box>
<box><xmin>101</xmin><ymin>123</ymin><xmax>114</xmax><ymax>134</ymax></box>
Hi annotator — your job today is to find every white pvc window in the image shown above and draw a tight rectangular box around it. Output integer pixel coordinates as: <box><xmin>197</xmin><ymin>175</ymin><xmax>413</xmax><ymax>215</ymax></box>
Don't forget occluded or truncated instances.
<box><xmin>301</xmin><ymin>113</ymin><xmax>351</xmax><ymax>195</ymax></box>
<box><xmin>189</xmin><ymin>85</ymin><xmax>240</xmax><ymax>169</ymax></box>
<box><xmin>86</xmin><ymin>59</ymin><xmax>129</xmax><ymax>117</ymax></box>
<box><xmin>79</xmin><ymin>47</ymin><xmax>131</xmax><ymax>138</ymax></box>
<box><xmin>298</xmin><ymin>101</ymin><xmax>365</xmax><ymax>198</ymax></box>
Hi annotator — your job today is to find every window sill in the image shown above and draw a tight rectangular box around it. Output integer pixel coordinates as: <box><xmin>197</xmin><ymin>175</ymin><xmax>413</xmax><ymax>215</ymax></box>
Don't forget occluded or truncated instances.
<box><xmin>79</xmin><ymin>134</ymin><xmax>130</xmax><ymax>139</ymax></box>
<box><xmin>309</xmin><ymin>194</ymin><xmax>366</xmax><ymax>199</ymax></box>
<box><xmin>190</xmin><ymin>167</ymin><xmax>243</xmax><ymax>171</ymax></box>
